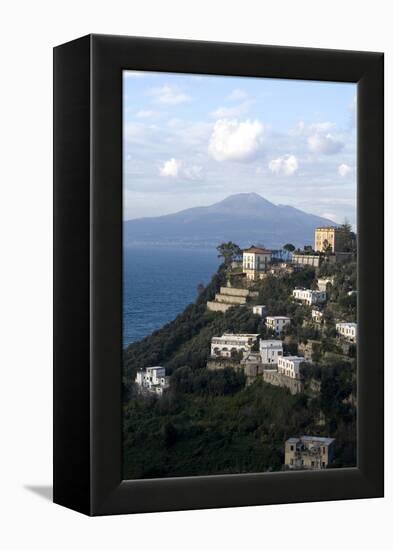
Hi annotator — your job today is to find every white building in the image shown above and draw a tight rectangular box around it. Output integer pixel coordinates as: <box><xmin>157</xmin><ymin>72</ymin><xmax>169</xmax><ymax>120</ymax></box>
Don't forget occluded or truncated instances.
<box><xmin>277</xmin><ymin>356</ymin><xmax>303</xmax><ymax>379</ymax></box>
<box><xmin>311</xmin><ymin>309</ymin><xmax>324</xmax><ymax>323</ymax></box>
<box><xmin>242</xmin><ymin>246</ymin><xmax>272</xmax><ymax>281</ymax></box>
<box><xmin>259</xmin><ymin>339</ymin><xmax>283</xmax><ymax>365</ymax></box>
<box><xmin>253</xmin><ymin>305</ymin><xmax>267</xmax><ymax>317</ymax></box>
<box><xmin>211</xmin><ymin>333</ymin><xmax>259</xmax><ymax>358</ymax></box>
<box><xmin>135</xmin><ymin>366</ymin><xmax>169</xmax><ymax>396</ymax></box>
<box><xmin>336</xmin><ymin>322</ymin><xmax>357</xmax><ymax>343</ymax></box>
<box><xmin>265</xmin><ymin>316</ymin><xmax>291</xmax><ymax>335</ymax></box>
<box><xmin>292</xmin><ymin>288</ymin><xmax>326</xmax><ymax>306</ymax></box>
<box><xmin>317</xmin><ymin>277</ymin><xmax>334</xmax><ymax>292</ymax></box>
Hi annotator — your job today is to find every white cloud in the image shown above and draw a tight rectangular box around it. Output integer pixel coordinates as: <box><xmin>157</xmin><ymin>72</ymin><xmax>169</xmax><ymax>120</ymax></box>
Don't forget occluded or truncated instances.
<box><xmin>268</xmin><ymin>154</ymin><xmax>299</xmax><ymax>176</ymax></box>
<box><xmin>159</xmin><ymin>158</ymin><xmax>203</xmax><ymax>180</ymax></box>
<box><xmin>308</xmin><ymin>132</ymin><xmax>343</xmax><ymax>154</ymax></box>
<box><xmin>227</xmin><ymin>89</ymin><xmax>248</xmax><ymax>101</ymax></box>
<box><xmin>151</xmin><ymin>85</ymin><xmax>191</xmax><ymax>105</ymax></box>
<box><xmin>159</xmin><ymin>158</ymin><xmax>181</xmax><ymax>177</ymax></box>
<box><xmin>210</xmin><ymin>103</ymin><xmax>250</xmax><ymax>119</ymax></box>
<box><xmin>208</xmin><ymin>119</ymin><xmax>264</xmax><ymax>162</ymax></box>
<box><xmin>135</xmin><ymin>110</ymin><xmax>156</xmax><ymax>118</ymax></box>
<box><xmin>338</xmin><ymin>163</ymin><xmax>353</xmax><ymax>177</ymax></box>
<box><xmin>309</xmin><ymin>122</ymin><xmax>336</xmax><ymax>132</ymax></box>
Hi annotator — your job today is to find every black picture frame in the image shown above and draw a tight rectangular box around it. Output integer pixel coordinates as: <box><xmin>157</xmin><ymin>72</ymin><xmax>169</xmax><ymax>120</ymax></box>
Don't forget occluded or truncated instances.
<box><xmin>53</xmin><ymin>34</ymin><xmax>384</xmax><ymax>516</ymax></box>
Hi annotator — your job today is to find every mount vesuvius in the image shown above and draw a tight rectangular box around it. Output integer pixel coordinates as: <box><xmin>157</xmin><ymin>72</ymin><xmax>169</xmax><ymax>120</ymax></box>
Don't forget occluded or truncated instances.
<box><xmin>124</xmin><ymin>193</ymin><xmax>336</xmax><ymax>249</ymax></box>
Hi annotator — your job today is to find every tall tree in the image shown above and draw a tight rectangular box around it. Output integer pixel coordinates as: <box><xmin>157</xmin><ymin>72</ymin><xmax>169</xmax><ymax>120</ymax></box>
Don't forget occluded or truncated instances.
<box><xmin>216</xmin><ymin>241</ymin><xmax>242</xmax><ymax>265</ymax></box>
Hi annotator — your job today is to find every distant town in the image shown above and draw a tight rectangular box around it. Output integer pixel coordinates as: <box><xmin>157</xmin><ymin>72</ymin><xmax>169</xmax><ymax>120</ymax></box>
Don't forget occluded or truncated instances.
<box><xmin>131</xmin><ymin>224</ymin><xmax>357</xmax><ymax>473</ymax></box>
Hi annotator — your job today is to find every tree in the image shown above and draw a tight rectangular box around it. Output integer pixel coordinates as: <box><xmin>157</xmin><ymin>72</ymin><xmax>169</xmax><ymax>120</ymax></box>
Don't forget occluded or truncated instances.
<box><xmin>322</xmin><ymin>240</ymin><xmax>332</xmax><ymax>254</ymax></box>
<box><xmin>283</xmin><ymin>243</ymin><xmax>296</xmax><ymax>252</ymax></box>
<box><xmin>216</xmin><ymin>241</ymin><xmax>242</xmax><ymax>266</ymax></box>
<box><xmin>341</xmin><ymin>219</ymin><xmax>356</xmax><ymax>253</ymax></box>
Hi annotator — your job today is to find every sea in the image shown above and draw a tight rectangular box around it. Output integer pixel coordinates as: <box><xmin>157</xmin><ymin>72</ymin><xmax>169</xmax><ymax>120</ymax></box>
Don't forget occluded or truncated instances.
<box><xmin>123</xmin><ymin>246</ymin><xmax>220</xmax><ymax>348</ymax></box>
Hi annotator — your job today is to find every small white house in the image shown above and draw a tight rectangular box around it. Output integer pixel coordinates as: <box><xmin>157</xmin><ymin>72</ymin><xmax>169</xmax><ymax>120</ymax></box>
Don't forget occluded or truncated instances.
<box><xmin>135</xmin><ymin>366</ymin><xmax>169</xmax><ymax>396</ymax></box>
<box><xmin>253</xmin><ymin>305</ymin><xmax>267</xmax><ymax>317</ymax></box>
<box><xmin>211</xmin><ymin>333</ymin><xmax>259</xmax><ymax>358</ymax></box>
<box><xmin>277</xmin><ymin>356</ymin><xmax>303</xmax><ymax>379</ymax></box>
<box><xmin>317</xmin><ymin>277</ymin><xmax>334</xmax><ymax>292</ymax></box>
<box><xmin>265</xmin><ymin>316</ymin><xmax>291</xmax><ymax>335</ymax></box>
<box><xmin>336</xmin><ymin>322</ymin><xmax>357</xmax><ymax>343</ymax></box>
<box><xmin>259</xmin><ymin>339</ymin><xmax>283</xmax><ymax>364</ymax></box>
<box><xmin>311</xmin><ymin>309</ymin><xmax>324</xmax><ymax>323</ymax></box>
<box><xmin>292</xmin><ymin>289</ymin><xmax>326</xmax><ymax>306</ymax></box>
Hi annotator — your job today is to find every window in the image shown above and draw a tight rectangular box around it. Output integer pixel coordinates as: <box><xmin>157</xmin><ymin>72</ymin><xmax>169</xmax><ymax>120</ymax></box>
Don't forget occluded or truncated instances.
<box><xmin>290</xmin><ymin>445</ymin><xmax>294</xmax><ymax>451</ymax></box>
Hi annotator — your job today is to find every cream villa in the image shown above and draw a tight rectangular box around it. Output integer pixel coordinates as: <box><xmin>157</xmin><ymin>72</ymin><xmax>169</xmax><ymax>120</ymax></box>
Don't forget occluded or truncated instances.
<box><xmin>211</xmin><ymin>333</ymin><xmax>259</xmax><ymax>358</ymax></box>
<box><xmin>259</xmin><ymin>339</ymin><xmax>283</xmax><ymax>365</ymax></box>
<box><xmin>277</xmin><ymin>356</ymin><xmax>303</xmax><ymax>379</ymax></box>
<box><xmin>135</xmin><ymin>366</ymin><xmax>169</xmax><ymax>396</ymax></box>
<box><xmin>285</xmin><ymin>436</ymin><xmax>335</xmax><ymax>470</ymax></box>
<box><xmin>242</xmin><ymin>246</ymin><xmax>272</xmax><ymax>281</ymax></box>
<box><xmin>336</xmin><ymin>322</ymin><xmax>357</xmax><ymax>343</ymax></box>
<box><xmin>292</xmin><ymin>288</ymin><xmax>326</xmax><ymax>305</ymax></box>
<box><xmin>315</xmin><ymin>226</ymin><xmax>346</xmax><ymax>252</ymax></box>
<box><xmin>265</xmin><ymin>316</ymin><xmax>291</xmax><ymax>335</ymax></box>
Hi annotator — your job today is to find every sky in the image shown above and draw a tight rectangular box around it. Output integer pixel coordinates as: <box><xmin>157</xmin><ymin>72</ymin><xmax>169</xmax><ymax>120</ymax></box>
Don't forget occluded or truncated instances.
<box><xmin>123</xmin><ymin>71</ymin><xmax>357</xmax><ymax>226</ymax></box>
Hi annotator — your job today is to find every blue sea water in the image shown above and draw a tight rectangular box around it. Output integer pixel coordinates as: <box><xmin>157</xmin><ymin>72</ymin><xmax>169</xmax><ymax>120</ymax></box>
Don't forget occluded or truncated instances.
<box><xmin>123</xmin><ymin>246</ymin><xmax>220</xmax><ymax>348</ymax></box>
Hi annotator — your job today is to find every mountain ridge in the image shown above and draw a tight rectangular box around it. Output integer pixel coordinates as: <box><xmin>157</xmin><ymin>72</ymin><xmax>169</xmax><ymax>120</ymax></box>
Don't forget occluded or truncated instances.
<box><xmin>124</xmin><ymin>193</ymin><xmax>337</xmax><ymax>249</ymax></box>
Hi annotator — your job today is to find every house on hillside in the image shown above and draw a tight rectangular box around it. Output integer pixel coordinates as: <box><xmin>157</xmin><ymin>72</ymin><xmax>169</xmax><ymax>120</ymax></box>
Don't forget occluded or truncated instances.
<box><xmin>315</xmin><ymin>226</ymin><xmax>346</xmax><ymax>253</ymax></box>
<box><xmin>317</xmin><ymin>277</ymin><xmax>334</xmax><ymax>292</ymax></box>
<box><xmin>252</xmin><ymin>304</ymin><xmax>267</xmax><ymax>317</ymax></box>
<box><xmin>336</xmin><ymin>322</ymin><xmax>357</xmax><ymax>343</ymax></box>
<box><xmin>210</xmin><ymin>333</ymin><xmax>259</xmax><ymax>358</ymax></box>
<box><xmin>292</xmin><ymin>253</ymin><xmax>321</xmax><ymax>267</ymax></box>
<box><xmin>311</xmin><ymin>309</ymin><xmax>324</xmax><ymax>323</ymax></box>
<box><xmin>242</xmin><ymin>245</ymin><xmax>272</xmax><ymax>281</ymax></box>
<box><xmin>292</xmin><ymin>288</ymin><xmax>326</xmax><ymax>306</ymax></box>
<box><xmin>284</xmin><ymin>436</ymin><xmax>335</xmax><ymax>470</ymax></box>
<box><xmin>265</xmin><ymin>316</ymin><xmax>291</xmax><ymax>335</ymax></box>
<box><xmin>277</xmin><ymin>356</ymin><xmax>303</xmax><ymax>379</ymax></box>
<box><xmin>135</xmin><ymin>366</ymin><xmax>169</xmax><ymax>396</ymax></box>
<box><xmin>259</xmin><ymin>339</ymin><xmax>283</xmax><ymax>365</ymax></box>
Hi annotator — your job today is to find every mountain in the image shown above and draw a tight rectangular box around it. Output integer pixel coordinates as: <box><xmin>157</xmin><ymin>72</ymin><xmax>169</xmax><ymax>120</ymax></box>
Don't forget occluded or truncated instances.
<box><xmin>124</xmin><ymin>192</ymin><xmax>337</xmax><ymax>249</ymax></box>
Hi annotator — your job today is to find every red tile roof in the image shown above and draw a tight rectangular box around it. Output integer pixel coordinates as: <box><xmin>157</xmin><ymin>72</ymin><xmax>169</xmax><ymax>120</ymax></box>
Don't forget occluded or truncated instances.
<box><xmin>243</xmin><ymin>246</ymin><xmax>272</xmax><ymax>254</ymax></box>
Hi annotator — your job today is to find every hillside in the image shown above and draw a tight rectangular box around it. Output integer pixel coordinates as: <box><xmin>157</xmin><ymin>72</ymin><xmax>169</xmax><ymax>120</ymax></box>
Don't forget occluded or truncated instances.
<box><xmin>123</xmin><ymin>260</ymin><xmax>357</xmax><ymax>479</ymax></box>
<box><xmin>124</xmin><ymin>193</ymin><xmax>336</xmax><ymax>249</ymax></box>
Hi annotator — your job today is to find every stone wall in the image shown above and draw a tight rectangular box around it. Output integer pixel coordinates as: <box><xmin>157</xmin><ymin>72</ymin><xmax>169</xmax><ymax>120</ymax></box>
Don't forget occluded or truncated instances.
<box><xmin>263</xmin><ymin>369</ymin><xmax>304</xmax><ymax>394</ymax></box>
<box><xmin>207</xmin><ymin>285</ymin><xmax>258</xmax><ymax>312</ymax></box>
<box><xmin>206</xmin><ymin>301</ymin><xmax>233</xmax><ymax>313</ymax></box>
<box><xmin>220</xmin><ymin>287</ymin><xmax>258</xmax><ymax>298</ymax></box>
<box><xmin>207</xmin><ymin>359</ymin><xmax>242</xmax><ymax>371</ymax></box>
<box><xmin>215</xmin><ymin>293</ymin><xmax>247</xmax><ymax>304</ymax></box>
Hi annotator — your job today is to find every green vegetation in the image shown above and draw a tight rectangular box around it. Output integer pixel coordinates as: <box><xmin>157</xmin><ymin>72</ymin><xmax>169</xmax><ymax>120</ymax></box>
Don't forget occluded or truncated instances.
<box><xmin>124</xmin><ymin>378</ymin><xmax>317</xmax><ymax>478</ymax></box>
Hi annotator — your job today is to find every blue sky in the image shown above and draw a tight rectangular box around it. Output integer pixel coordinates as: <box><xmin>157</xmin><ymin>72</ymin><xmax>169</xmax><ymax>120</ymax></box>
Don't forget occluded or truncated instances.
<box><xmin>123</xmin><ymin>71</ymin><xmax>357</xmax><ymax>226</ymax></box>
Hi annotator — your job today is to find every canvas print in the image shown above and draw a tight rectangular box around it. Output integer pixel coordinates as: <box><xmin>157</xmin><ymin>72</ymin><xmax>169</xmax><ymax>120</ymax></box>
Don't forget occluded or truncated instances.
<box><xmin>122</xmin><ymin>71</ymin><xmax>357</xmax><ymax>479</ymax></box>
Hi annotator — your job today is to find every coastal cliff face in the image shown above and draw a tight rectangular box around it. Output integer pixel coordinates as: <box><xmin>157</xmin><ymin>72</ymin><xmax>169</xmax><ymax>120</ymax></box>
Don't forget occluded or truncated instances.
<box><xmin>124</xmin><ymin>193</ymin><xmax>336</xmax><ymax>249</ymax></box>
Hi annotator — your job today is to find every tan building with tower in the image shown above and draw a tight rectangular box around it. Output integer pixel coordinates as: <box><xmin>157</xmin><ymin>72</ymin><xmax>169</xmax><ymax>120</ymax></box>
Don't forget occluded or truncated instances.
<box><xmin>284</xmin><ymin>436</ymin><xmax>335</xmax><ymax>470</ymax></box>
<box><xmin>315</xmin><ymin>226</ymin><xmax>346</xmax><ymax>253</ymax></box>
<box><xmin>242</xmin><ymin>246</ymin><xmax>272</xmax><ymax>280</ymax></box>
